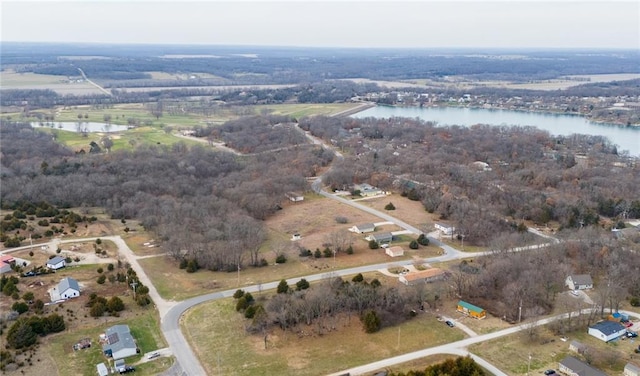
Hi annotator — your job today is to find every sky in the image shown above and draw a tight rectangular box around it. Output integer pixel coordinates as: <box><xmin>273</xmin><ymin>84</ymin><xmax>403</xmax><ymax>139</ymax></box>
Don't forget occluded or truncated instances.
<box><xmin>1</xmin><ymin>1</ymin><xmax>639</xmax><ymax>49</ymax></box>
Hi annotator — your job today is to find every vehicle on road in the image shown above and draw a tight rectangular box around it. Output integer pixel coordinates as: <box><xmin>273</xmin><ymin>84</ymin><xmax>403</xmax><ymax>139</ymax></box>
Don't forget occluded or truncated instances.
<box><xmin>445</xmin><ymin>320</ymin><xmax>455</xmax><ymax>327</ymax></box>
<box><xmin>147</xmin><ymin>352</ymin><xmax>160</xmax><ymax>360</ymax></box>
<box><xmin>544</xmin><ymin>370</ymin><xmax>556</xmax><ymax>375</ymax></box>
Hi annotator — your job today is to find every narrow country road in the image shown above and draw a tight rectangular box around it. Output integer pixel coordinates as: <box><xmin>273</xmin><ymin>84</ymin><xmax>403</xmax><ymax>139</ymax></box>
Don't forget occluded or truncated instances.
<box><xmin>77</xmin><ymin>67</ymin><xmax>113</xmax><ymax>96</ymax></box>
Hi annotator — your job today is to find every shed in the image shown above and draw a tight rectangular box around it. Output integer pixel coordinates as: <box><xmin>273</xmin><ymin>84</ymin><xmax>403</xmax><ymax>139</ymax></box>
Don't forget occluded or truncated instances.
<box><xmin>399</xmin><ymin>268</ymin><xmax>445</xmax><ymax>285</ymax></box>
<box><xmin>559</xmin><ymin>356</ymin><xmax>607</xmax><ymax>376</ymax></box>
<box><xmin>96</xmin><ymin>362</ymin><xmax>109</xmax><ymax>376</ymax></box>
<box><xmin>588</xmin><ymin>321</ymin><xmax>627</xmax><ymax>342</ymax></box>
<box><xmin>102</xmin><ymin>324</ymin><xmax>137</xmax><ymax>360</ymax></box>
<box><xmin>49</xmin><ymin>277</ymin><xmax>80</xmax><ymax>301</ymax></box>
<box><xmin>385</xmin><ymin>246</ymin><xmax>404</xmax><ymax>258</ymax></box>
<box><xmin>565</xmin><ymin>274</ymin><xmax>593</xmax><ymax>290</ymax></box>
<box><xmin>349</xmin><ymin>223</ymin><xmax>376</xmax><ymax>234</ymax></box>
<box><xmin>569</xmin><ymin>340</ymin><xmax>587</xmax><ymax>354</ymax></box>
<box><xmin>456</xmin><ymin>300</ymin><xmax>486</xmax><ymax>319</ymax></box>
<box><xmin>46</xmin><ymin>256</ymin><xmax>66</xmax><ymax>270</ymax></box>
<box><xmin>625</xmin><ymin>363</ymin><xmax>640</xmax><ymax>376</ymax></box>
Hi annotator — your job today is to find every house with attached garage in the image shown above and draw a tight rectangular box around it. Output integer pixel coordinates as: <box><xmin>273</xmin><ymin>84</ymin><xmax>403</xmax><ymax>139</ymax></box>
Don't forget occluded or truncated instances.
<box><xmin>102</xmin><ymin>324</ymin><xmax>138</xmax><ymax>360</ymax></box>
<box><xmin>588</xmin><ymin>320</ymin><xmax>627</xmax><ymax>342</ymax></box>
<box><xmin>349</xmin><ymin>223</ymin><xmax>376</xmax><ymax>234</ymax></box>
<box><xmin>565</xmin><ymin>274</ymin><xmax>593</xmax><ymax>290</ymax></box>
<box><xmin>559</xmin><ymin>356</ymin><xmax>607</xmax><ymax>376</ymax></box>
<box><xmin>49</xmin><ymin>277</ymin><xmax>80</xmax><ymax>301</ymax></box>
<box><xmin>46</xmin><ymin>255</ymin><xmax>66</xmax><ymax>270</ymax></box>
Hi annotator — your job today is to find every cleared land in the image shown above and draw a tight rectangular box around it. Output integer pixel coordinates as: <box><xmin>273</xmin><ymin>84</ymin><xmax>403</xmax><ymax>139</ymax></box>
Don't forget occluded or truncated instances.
<box><xmin>183</xmin><ymin>297</ymin><xmax>465</xmax><ymax>375</ymax></box>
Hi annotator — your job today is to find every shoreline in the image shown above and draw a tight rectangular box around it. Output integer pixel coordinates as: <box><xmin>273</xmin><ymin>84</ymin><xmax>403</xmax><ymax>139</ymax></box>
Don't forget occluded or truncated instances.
<box><xmin>355</xmin><ymin>103</ymin><xmax>640</xmax><ymax>128</ymax></box>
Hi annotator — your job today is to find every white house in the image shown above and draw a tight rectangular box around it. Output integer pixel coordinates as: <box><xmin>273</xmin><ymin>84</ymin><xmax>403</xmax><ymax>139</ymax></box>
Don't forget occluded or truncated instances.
<box><xmin>46</xmin><ymin>256</ymin><xmax>66</xmax><ymax>270</ymax></box>
<box><xmin>349</xmin><ymin>223</ymin><xmax>376</xmax><ymax>234</ymax></box>
<box><xmin>435</xmin><ymin>223</ymin><xmax>455</xmax><ymax>236</ymax></box>
<box><xmin>365</xmin><ymin>232</ymin><xmax>393</xmax><ymax>245</ymax></box>
<box><xmin>102</xmin><ymin>324</ymin><xmax>137</xmax><ymax>360</ymax></box>
<box><xmin>588</xmin><ymin>321</ymin><xmax>627</xmax><ymax>342</ymax></box>
<box><xmin>49</xmin><ymin>277</ymin><xmax>80</xmax><ymax>301</ymax></box>
<box><xmin>399</xmin><ymin>268</ymin><xmax>446</xmax><ymax>286</ymax></box>
<box><xmin>565</xmin><ymin>274</ymin><xmax>593</xmax><ymax>290</ymax></box>
<box><xmin>385</xmin><ymin>246</ymin><xmax>404</xmax><ymax>258</ymax></box>
<box><xmin>356</xmin><ymin>183</ymin><xmax>383</xmax><ymax>197</ymax></box>
<box><xmin>624</xmin><ymin>363</ymin><xmax>640</xmax><ymax>376</ymax></box>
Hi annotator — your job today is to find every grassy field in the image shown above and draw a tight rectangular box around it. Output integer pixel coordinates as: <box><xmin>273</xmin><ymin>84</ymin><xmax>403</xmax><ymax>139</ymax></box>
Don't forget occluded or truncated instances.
<box><xmin>183</xmin><ymin>298</ymin><xmax>466</xmax><ymax>375</ymax></box>
<box><xmin>46</xmin><ymin>311</ymin><xmax>169</xmax><ymax>376</ymax></box>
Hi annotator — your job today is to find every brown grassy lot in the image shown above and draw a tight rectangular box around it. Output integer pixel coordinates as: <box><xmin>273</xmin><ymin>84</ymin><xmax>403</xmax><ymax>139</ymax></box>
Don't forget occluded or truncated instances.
<box><xmin>358</xmin><ymin>194</ymin><xmax>435</xmax><ymax>231</ymax></box>
<box><xmin>183</xmin><ymin>297</ymin><xmax>466</xmax><ymax>376</ymax></box>
<box><xmin>141</xmin><ymin>194</ymin><xmax>442</xmax><ymax>301</ymax></box>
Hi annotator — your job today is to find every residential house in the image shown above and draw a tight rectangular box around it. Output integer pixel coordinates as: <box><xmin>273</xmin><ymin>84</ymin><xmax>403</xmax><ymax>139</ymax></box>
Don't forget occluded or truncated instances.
<box><xmin>49</xmin><ymin>277</ymin><xmax>80</xmax><ymax>301</ymax></box>
<box><xmin>456</xmin><ymin>300</ymin><xmax>486</xmax><ymax>319</ymax></box>
<box><xmin>385</xmin><ymin>246</ymin><xmax>404</xmax><ymax>258</ymax></box>
<box><xmin>46</xmin><ymin>256</ymin><xmax>66</xmax><ymax>270</ymax></box>
<box><xmin>435</xmin><ymin>223</ymin><xmax>456</xmax><ymax>236</ymax></box>
<box><xmin>366</xmin><ymin>232</ymin><xmax>393</xmax><ymax>245</ymax></box>
<box><xmin>588</xmin><ymin>321</ymin><xmax>627</xmax><ymax>342</ymax></box>
<box><xmin>102</xmin><ymin>324</ymin><xmax>137</xmax><ymax>360</ymax></box>
<box><xmin>624</xmin><ymin>363</ymin><xmax>640</xmax><ymax>376</ymax></box>
<box><xmin>569</xmin><ymin>340</ymin><xmax>587</xmax><ymax>355</ymax></box>
<box><xmin>285</xmin><ymin>192</ymin><xmax>304</xmax><ymax>202</ymax></box>
<box><xmin>565</xmin><ymin>274</ymin><xmax>593</xmax><ymax>290</ymax></box>
<box><xmin>399</xmin><ymin>268</ymin><xmax>445</xmax><ymax>285</ymax></box>
<box><xmin>0</xmin><ymin>254</ymin><xmax>15</xmax><ymax>274</ymax></box>
<box><xmin>558</xmin><ymin>356</ymin><xmax>606</xmax><ymax>376</ymax></box>
<box><xmin>356</xmin><ymin>183</ymin><xmax>383</xmax><ymax>197</ymax></box>
<box><xmin>349</xmin><ymin>223</ymin><xmax>376</xmax><ymax>234</ymax></box>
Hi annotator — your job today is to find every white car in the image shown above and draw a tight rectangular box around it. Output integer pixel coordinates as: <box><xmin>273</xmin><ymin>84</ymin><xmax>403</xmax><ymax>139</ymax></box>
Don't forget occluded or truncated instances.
<box><xmin>147</xmin><ymin>352</ymin><xmax>160</xmax><ymax>360</ymax></box>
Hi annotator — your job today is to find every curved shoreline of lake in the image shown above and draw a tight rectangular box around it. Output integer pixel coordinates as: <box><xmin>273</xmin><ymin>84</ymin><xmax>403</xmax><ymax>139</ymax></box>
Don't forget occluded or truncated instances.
<box><xmin>351</xmin><ymin>105</ymin><xmax>640</xmax><ymax>156</ymax></box>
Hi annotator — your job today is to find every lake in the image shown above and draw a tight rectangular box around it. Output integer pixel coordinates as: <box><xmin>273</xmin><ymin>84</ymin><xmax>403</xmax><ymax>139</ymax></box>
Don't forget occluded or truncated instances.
<box><xmin>352</xmin><ymin>106</ymin><xmax>640</xmax><ymax>156</ymax></box>
<box><xmin>31</xmin><ymin>121</ymin><xmax>129</xmax><ymax>133</ymax></box>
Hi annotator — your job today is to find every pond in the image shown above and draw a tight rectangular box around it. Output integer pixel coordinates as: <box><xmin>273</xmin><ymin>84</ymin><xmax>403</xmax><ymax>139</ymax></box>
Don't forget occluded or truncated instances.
<box><xmin>31</xmin><ymin>121</ymin><xmax>129</xmax><ymax>133</ymax></box>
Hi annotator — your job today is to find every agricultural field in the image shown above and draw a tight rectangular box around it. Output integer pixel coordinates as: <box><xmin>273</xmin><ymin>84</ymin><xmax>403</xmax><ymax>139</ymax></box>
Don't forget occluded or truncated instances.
<box><xmin>0</xmin><ymin>69</ymin><xmax>104</xmax><ymax>95</ymax></box>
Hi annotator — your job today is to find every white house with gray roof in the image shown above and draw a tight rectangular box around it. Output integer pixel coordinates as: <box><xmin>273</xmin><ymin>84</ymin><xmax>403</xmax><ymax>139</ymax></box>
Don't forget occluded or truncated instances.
<box><xmin>588</xmin><ymin>320</ymin><xmax>627</xmax><ymax>342</ymax></box>
<box><xmin>625</xmin><ymin>363</ymin><xmax>640</xmax><ymax>376</ymax></box>
<box><xmin>559</xmin><ymin>356</ymin><xmax>606</xmax><ymax>376</ymax></box>
<box><xmin>102</xmin><ymin>324</ymin><xmax>138</xmax><ymax>360</ymax></box>
<box><xmin>565</xmin><ymin>274</ymin><xmax>593</xmax><ymax>290</ymax></box>
<box><xmin>46</xmin><ymin>256</ymin><xmax>66</xmax><ymax>270</ymax></box>
<box><xmin>49</xmin><ymin>277</ymin><xmax>80</xmax><ymax>301</ymax></box>
<box><xmin>349</xmin><ymin>223</ymin><xmax>376</xmax><ymax>234</ymax></box>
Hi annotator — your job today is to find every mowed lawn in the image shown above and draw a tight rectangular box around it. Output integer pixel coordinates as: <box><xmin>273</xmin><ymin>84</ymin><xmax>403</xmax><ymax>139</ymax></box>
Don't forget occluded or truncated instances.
<box><xmin>183</xmin><ymin>299</ymin><xmax>465</xmax><ymax>376</ymax></box>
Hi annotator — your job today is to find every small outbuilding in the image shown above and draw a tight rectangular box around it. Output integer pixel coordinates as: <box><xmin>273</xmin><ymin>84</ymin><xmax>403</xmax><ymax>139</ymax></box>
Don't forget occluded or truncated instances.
<box><xmin>456</xmin><ymin>300</ymin><xmax>486</xmax><ymax>319</ymax></box>
<box><xmin>285</xmin><ymin>192</ymin><xmax>304</xmax><ymax>202</ymax></box>
<box><xmin>569</xmin><ymin>340</ymin><xmax>587</xmax><ymax>354</ymax></box>
<box><xmin>385</xmin><ymin>246</ymin><xmax>404</xmax><ymax>258</ymax></box>
<box><xmin>96</xmin><ymin>362</ymin><xmax>109</xmax><ymax>376</ymax></box>
<box><xmin>565</xmin><ymin>274</ymin><xmax>593</xmax><ymax>290</ymax></box>
<box><xmin>399</xmin><ymin>268</ymin><xmax>445</xmax><ymax>285</ymax></box>
<box><xmin>46</xmin><ymin>256</ymin><xmax>66</xmax><ymax>270</ymax></box>
<box><xmin>588</xmin><ymin>320</ymin><xmax>627</xmax><ymax>342</ymax></box>
<box><xmin>624</xmin><ymin>362</ymin><xmax>640</xmax><ymax>376</ymax></box>
<box><xmin>49</xmin><ymin>277</ymin><xmax>80</xmax><ymax>301</ymax></box>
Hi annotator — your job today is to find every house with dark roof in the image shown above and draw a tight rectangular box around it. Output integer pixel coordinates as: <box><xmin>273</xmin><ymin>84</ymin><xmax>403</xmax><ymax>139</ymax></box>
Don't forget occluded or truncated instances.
<box><xmin>365</xmin><ymin>232</ymin><xmax>393</xmax><ymax>245</ymax></box>
<box><xmin>102</xmin><ymin>324</ymin><xmax>137</xmax><ymax>360</ymax></box>
<box><xmin>49</xmin><ymin>277</ymin><xmax>80</xmax><ymax>301</ymax></box>
<box><xmin>565</xmin><ymin>274</ymin><xmax>593</xmax><ymax>290</ymax></box>
<box><xmin>558</xmin><ymin>356</ymin><xmax>606</xmax><ymax>376</ymax></box>
<box><xmin>46</xmin><ymin>256</ymin><xmax>66</xmax><ymax>270</ymax></box>
<box><xmin>588</xmin><ymin>320</ymin><xmax>627</xmax><ymax>342</ymax></box>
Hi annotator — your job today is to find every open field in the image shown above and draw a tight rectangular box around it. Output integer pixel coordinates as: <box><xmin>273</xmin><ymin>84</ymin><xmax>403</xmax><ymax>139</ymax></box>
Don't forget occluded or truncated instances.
<box><xmin>0</xmin><ymin>69</ymin><xmax>105</xmax><ymax>95</ymax></box>
<box><xmin>145</xmin><ymin>71</ymin><xmax>227</xmax><ymax>80</ymax></box>
<box><xmin>253</xmin><ymin>103</ymin><xmax>358</xmax><ymax>118</ymax></box>
<box><xmin>183</xmin><ymin>298</ymin><xmax>466</xmax><ymax>376</ymax></box>
<box><xmin>108</xmin><ymin>84</ymin><xmax>295</xmax><ymax>93</ymax></box>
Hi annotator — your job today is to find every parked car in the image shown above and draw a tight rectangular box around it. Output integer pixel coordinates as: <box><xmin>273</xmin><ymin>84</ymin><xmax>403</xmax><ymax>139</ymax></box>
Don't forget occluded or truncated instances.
<box><xmin>445</xmin><ymin>320</ymin><xmax>455</xmax><ymax>327</ymax></box>
<box><xmin>544</xmin><ymin>370</ymin><xmax>556</xmax><ymax>375</ymax></box>
<box><xmin>627</xmin><ymin>331</ymin><xmax>638</xmax><ymax>338</ymax></box>
<box><xmin>119</xmin><ymin>366</ymin><xmax>135</xmax><ymax>374</ymax></box>
<box><xmin>147</xmin><ymin>352</ymin><xmax>160</xmax><ymax>360</ymax></box>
